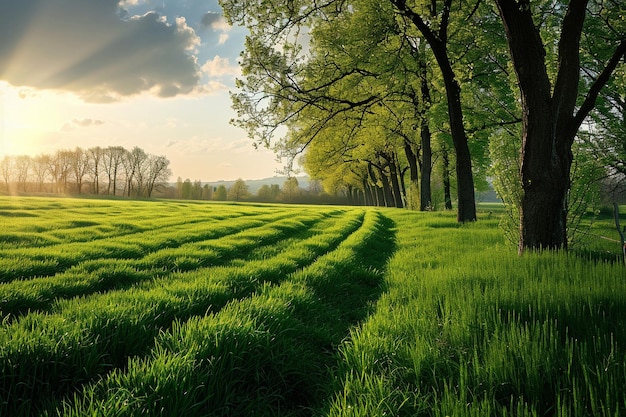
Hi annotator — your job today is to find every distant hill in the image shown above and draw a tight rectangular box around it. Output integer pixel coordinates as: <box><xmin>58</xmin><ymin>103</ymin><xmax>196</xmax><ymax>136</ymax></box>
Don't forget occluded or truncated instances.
<box><xmin>173</xmin><ymin>176</ymin><xmax>310</xmax><ymax>194</ymax></box>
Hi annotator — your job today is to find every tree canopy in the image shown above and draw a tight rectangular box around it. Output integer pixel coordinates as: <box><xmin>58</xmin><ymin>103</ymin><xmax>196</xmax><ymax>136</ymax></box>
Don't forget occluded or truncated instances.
<box><xmin>220</xmin><ymin>0</ymin><xmax>625</xmax><ymax>251</ymax></box>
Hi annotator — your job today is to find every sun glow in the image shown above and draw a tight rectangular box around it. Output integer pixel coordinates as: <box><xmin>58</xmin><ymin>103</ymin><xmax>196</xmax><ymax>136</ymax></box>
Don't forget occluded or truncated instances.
<box><xmin>0</xmin><ymin>82</ymin><xmax>67</xmax><ymax>158</ymax></box>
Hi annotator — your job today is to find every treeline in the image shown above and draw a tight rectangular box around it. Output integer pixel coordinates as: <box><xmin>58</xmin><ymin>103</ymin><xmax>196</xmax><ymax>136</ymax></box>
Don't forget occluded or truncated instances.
<box><xmin>168</xmin><ymin>176</ymin><xmax>351</xmax><ymax>205</ymax></box>
<box><xmin>0</xmin><ymin>146</ymin><xmax>171</xmax><ymax>198</ymax></box>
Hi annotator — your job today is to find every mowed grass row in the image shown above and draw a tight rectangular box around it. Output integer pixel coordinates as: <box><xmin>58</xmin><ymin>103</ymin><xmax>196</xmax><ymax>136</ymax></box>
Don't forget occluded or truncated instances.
<box><xmin>0</xmin><ymin>203</ymin><xmax>370</xmax><ymax>416</ymax></box>
<box><xmin>53</xmin><ymin>210</ymin><xmax>396</xmax><ymax>417</ymax></box>
<box><xmin>324</xmin><ymin>209</ymin><xmax>626</xmax><ymax>417</ymax></box>
<box><xmin>0</xmin><ymin>198</ymin><xmax>264</xmax><ymax>248</ymax></box>
<box><xmin>0</xmin><ymin>205</ymin><xmax>316</xmax><ymax>282</ymax></box>
<box><xmin>0</xmin><ymin>207</ymin><xmax>347</xmax><ymax>317</ymax></box>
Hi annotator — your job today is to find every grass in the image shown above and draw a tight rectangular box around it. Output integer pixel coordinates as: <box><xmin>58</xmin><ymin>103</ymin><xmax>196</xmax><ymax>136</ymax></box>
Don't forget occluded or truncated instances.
<box><xmin>0</xmin><ymin>197</ymin><xmax>624</xmax><ymax>416</ymax></box>
<box><xmin>324</xmin><ymin>208</ymin><xmax>625</xmax><ymax>417</ymax></box>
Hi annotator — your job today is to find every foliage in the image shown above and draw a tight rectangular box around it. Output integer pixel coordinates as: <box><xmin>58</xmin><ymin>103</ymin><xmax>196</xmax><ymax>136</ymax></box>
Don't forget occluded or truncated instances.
<box><xmin>214</xmin><ymin>184</ymin><xmax>227</xmax><ymax>201</ymax></box>
<box><xmin>490</xmin><ymin>126</ymin><xmax>604</xmax><ymax>248</ymax></box>
<box><xmin>489</xmin><ymin>127</ymin><xmax>522</xmax><ymax>246</ymax></box>
<box><xmin>227</xmin><ymin>178</ymin><xmax>250</xmax><ymax>201</ymax></box>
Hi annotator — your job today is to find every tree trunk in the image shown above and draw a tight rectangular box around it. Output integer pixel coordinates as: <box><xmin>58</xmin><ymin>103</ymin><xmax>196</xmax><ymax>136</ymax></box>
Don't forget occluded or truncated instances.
<box><xmin>420</xmin><ymin>118</ymin><xmax>433</xmax><ymax>210</ymax></box>
<box><xmin>362</xmin><ymin>179</ymin><xmax>374</xmax><ymax>206</ymax></box>
<box><xmin>442</xmin><ymin>145</ymin><xmax>453</xmax><ymax>210</ymax></box>
<box><xmin>378</xmin><ymin>167</ymin><xmax>395</xmax><ymax>207</ymax></box>
<box><xmin>390</xmin><ymin>0</ymin><xmax>476</xmax><ymax>221</ymax></box>
<box><xmin>404</xmin><ymin>140</ymin><xmax>421</xmax><ymax>209</ymax></box>
<box><xmin>399</xmin><ymin>166</ymin><xmax>408</xmax><ymax>203</ymax></box>
<box><xmin>445</xmin><ymin>79</ymin><xmax>476</xmax><ymax>222</ymax></box>
<box><xmin>388</xmin><ymin>157</ymin><xmax>404</xmax><ymax>208</ymax></box>
<box><xmin>368</xmin><ymin>162</ymin><xmax>386</xmax><ymax>206</ymax></box>
<box><xmin>493</xmin><ymin>0</ymin><xmax>615</xmax><ymax>252</ymax></box>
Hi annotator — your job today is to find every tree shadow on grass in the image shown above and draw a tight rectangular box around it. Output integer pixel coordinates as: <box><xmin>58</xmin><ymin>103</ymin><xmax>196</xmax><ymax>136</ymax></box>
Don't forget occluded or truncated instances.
<box><xmin>234</xmin><ymin>212</ymin><xmax>398</xmax><ymax>416</ymax></box>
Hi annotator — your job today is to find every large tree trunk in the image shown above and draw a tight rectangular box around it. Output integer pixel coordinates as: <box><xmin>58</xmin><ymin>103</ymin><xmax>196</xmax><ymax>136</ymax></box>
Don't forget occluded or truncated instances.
<box><xmin>494</xmin><ymin>0</ymin><xmax>612</xmax><ymax>252</ymax></box>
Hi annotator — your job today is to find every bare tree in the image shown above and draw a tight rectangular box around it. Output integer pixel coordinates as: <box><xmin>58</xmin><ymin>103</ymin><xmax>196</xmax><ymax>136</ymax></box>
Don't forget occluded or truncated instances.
<box><xmin>70</xmin><ymin>147</ymin><xmax>91</xmax><ymax>194</ymax></box>
<box><xmin>123</xmin><ymin>147</ymin><xmax>148</xmax><ymax>197</ymax></box>
<box><xmin>32</xmin><ymin>155</ymin><xmax>50</xmax><ymax>192</ymax></box>
<box><xmin>0</xmin><ymin>156</ymin><xmax>13</xmax><ymax>192</ymax></box>
<box><xmin>144</xmin><ymin>155</ymin><xmax>171</xmax><ymax>197</ymax></box>
<box><xmin>87</xmin><ymin>146</ymin><xmax>104</xmax><ymax>195</ymax></box>
<box><xmin>47</xmin><ymin>150</ymin><xmax>72</xmax><ymax>194</ymax></box>
<box><xmin>102</xmin><ymin>146</ymin><xmax>125</xmax><ymax>195</ymax></box>
<box><xmin>14</xmin><ymin>156</ymin><xmax>31</xmax><ymax>192</ymax></box>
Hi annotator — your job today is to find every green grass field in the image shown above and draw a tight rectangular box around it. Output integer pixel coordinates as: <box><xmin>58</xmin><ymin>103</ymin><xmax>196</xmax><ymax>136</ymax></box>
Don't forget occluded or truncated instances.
<box><xmin>0</xmin><ymin>197</ymin><xmax>624</xmax><ymax>416</ymax></box>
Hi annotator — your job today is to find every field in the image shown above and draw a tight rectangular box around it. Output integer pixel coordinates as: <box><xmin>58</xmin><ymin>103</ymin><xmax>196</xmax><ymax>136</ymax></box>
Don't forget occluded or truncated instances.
<box><xmin>0</xmin><ymin>197</ymin><xmax>624</xmax><ymax>416</ymax></box>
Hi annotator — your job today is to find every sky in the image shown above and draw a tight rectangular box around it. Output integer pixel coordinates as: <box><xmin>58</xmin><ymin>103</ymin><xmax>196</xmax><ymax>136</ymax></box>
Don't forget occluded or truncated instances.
<box><xmin>0</xmin><ymin>0</ymin><xmax>284</xmax><ymax>182</ymax></box>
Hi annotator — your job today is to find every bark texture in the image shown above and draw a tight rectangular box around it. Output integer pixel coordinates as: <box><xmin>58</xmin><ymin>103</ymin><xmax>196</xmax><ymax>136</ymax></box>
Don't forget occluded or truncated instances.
<box><xmin>495</xmin><ymin>0</ymin><xmax>624</xmax><ymax>252</ymax></box>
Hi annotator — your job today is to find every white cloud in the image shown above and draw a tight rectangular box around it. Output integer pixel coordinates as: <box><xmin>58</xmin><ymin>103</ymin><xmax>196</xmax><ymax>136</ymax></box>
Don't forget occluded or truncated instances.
<box><xmin>201</xmin><ymin>56</ymin><xmax>241</xmax><ymax>78</ymax></box>
<box><xmin>119</xmin><ymin>0</ymin><xmax>145</xmax><ymax>6</ymax></box>
<box><xmin>0</xmin><ymin>1</ymin><xmax>204</xmax><ymax>102</ymax></box>
<box><xmin>165</xmin><ymin>135</ymin><xmax>252</xmax><ymax>158</ymax></box>
<box><xmin>61</xmin><ymin>118</ymin><xmax>105</xmax><ymax>131</ymax></box>
<box><xmin>218</xmin><ymin>34</ymin><xmax>230</xmax><ymax>45</ymax></box>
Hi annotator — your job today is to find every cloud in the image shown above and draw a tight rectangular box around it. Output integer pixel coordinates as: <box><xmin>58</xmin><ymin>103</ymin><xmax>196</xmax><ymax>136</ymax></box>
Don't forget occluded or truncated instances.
<box><xmin>201</xmin><ymin>11</ymin><xmax>222</xmax><ymax>28</ymax></box>
<box><xmin>202</xmin><ymin>56</ymin><xmax>240</xmax><ymax>78</ymax></box>
<box><xmin>200</xmin><ymin>11</ymin><xmax>231</xmax><ymax>45</ymax></box>
<box><xmin>61</xmin><ymin>118</ymin><xmax>105</xmax><ymax>131</ymax></box>
<box><xmin>0</xmin><ymin>1</ymin><xmax>203</xmax><ymax>102</ymax></box>
<box><xmin>165</xmin><ymin>135</ymin><xmax>252</xmax><ymax>157</ymax></box>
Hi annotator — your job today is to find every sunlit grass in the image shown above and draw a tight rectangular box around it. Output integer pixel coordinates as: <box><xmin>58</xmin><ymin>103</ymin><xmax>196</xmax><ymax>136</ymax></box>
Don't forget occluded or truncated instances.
<box><xmin>0</xmin><ymin>197</ymin><xmax>623</xmax><ymax>416</ymax></box>
<box><xmin>325</xmin><ymin>208</ymin><xmax>626</xmax><ymax>417</ymax></box>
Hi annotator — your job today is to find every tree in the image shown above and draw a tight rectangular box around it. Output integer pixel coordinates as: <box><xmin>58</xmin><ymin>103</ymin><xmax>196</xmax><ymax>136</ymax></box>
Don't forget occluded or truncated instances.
<box><xmin>388</xmin><ymin>0</ymin><xmax>480</xmax><ymax>220</ymax></box>
<box><xmin>144</xmin><ymin>155</ymin><xmax>171</xmax><ymax>198</ymax></box>
<box><xmin>214</xmin><ymin>185</ymin><xmax>227</xmax><ymax>201</ymax></box>
<box><xmin>181</xmin><ymin>179</ymin><xmax>192</xmax><ymax>199</ymax></box>
<box><xmin>14</xmin><ymin>155</ymin><xmax>31</xmax><ymax>192</ymax></box>
<box><xmin>32</xmin><ymin>155</ymin><xmax>49</xmax><ymax>192</ymax></box>
<box><xmin>123</xmin><ymin>147</ymin><xmax>149</xmax><ymax>197</ymax></box>
<box><xmin>221</xmin><ymin>0</ymin><xmax>485</xmax><ymax>221</ymax></box>
<box><xmin>202</xmin><ymin>184</ymin><xmax>213</xmax><ymax>200</ymax></box>
<box><xmin>192</xmin><ymin>180</ymin><xmax>203</xmax><ymax>200</ymax></box>
<box><xmin>87</xmin><ymin>147</ymin><xmax>104</xmax><ymax>195</ymax></box>
<box><xmin>0</xmin><ymin>156</ymin><xmax>12</xmax><ymax>192</ymax></box>
<box><xmin>228</xmin><ymin>178</ymin><xmax>250</xmax><ymax>201</ymax></box>
<box><xmin>494</xmin><ymin>0</ymin><xmax>626</xmax><ymax>252</ymax></box>
<box><xmin>103</xmin><ymin>146</ymin><xmax>125</xmax><ymax>195</ymax></box>
<box><xmin>48</xmin><ymin>150</ymin><xmax>72</xmax><ymax>193</ymax></box>
<box><xmin>280</xmin><ymin>177</ymin><xmax>300</xmax><ymax>202</ymax></box>
<box><xmin>256</xmin><ymin>184</ymin><xmax>276</xmax><ymax>202</ymax></box>
<box><xmin>70</xmin><ymin>147</ymin><xmax>90</xmax><ymax>194</ymax></box>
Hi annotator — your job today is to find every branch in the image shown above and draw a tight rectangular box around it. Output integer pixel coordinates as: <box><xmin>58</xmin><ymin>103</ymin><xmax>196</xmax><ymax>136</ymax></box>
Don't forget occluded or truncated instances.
<box><xmin>466</xmin><ymin>118</ymin><xmax>522</xmax><ymax>134</ymax></box>
<box><xmin>553</xmin><ymin>0</ymin><xmax>589</xmax><ymax>131</ymax></box>
<box><xmin>571</xmin><ymin>39</ymin><xmax>626</xmax><ymax>134</ymax></box>
<box><xmin>390</xmin><ymin>0</ymin><xmax>441</xmax><ymax>47</ymax></box>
